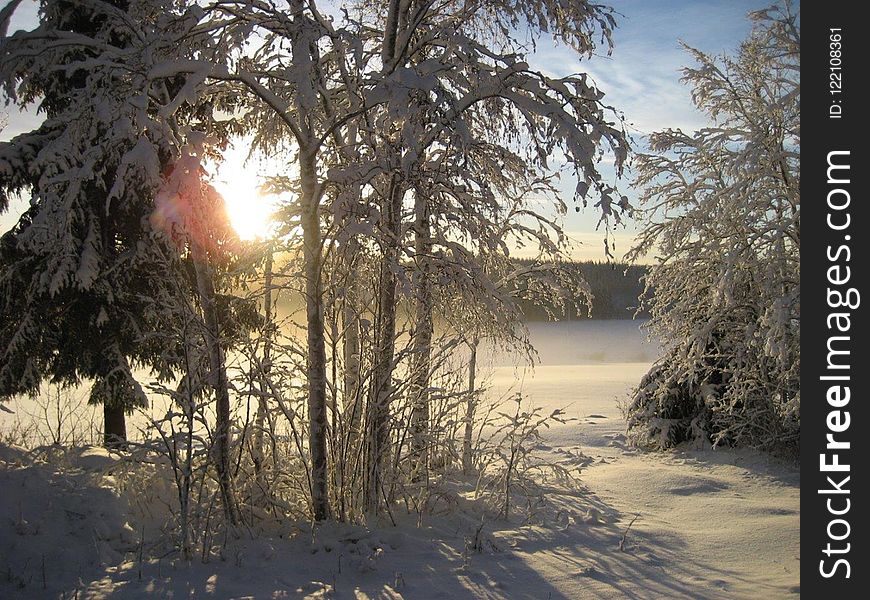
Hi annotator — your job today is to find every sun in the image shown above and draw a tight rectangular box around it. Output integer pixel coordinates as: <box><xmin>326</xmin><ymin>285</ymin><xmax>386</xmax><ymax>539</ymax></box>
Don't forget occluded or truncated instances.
<box><xmin>213</xmin><ymin>159</ymin><xmax>276</xmax><ymax>241</ymax></box>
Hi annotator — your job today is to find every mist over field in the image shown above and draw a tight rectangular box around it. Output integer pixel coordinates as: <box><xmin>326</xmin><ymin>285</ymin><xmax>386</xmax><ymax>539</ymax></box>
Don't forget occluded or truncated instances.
<box><xmin>0</xmin><ymin>319</ymin><xmax>653</xmax><ymax>440</ymax></box>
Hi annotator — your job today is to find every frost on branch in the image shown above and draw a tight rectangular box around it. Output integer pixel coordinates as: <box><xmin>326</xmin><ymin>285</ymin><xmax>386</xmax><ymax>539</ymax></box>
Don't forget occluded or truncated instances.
<box><xmin>625</xmin><ymin>2</ymin><xmax>799</xmax><ymax>452</ymax></box>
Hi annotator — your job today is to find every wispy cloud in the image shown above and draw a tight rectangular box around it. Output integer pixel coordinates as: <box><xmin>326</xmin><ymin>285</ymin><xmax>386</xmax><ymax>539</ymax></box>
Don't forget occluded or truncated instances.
<box><xmin>528</xmin><ymin>0</ymin><xmax>768</xmax><ymax>136</ymax></box>
<box><xmin>526</xmin><ymin>0</ymin><xmax>773</xmax><ymax>242</ymax></box>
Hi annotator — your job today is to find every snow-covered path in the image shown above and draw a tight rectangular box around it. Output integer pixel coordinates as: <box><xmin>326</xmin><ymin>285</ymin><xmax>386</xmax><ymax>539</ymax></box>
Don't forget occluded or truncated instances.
<box><xmin>481</xmin><ymin>358</ymin><xmax>800</xmax><ymax>600</ymax></box>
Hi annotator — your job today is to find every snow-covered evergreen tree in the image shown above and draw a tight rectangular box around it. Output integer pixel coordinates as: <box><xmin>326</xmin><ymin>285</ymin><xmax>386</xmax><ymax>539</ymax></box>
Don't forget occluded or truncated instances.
<box><xmin>0</xmin><ymin>0</ymin><xmax>240</xmax><ymax>448</ymax></box>
<box><xmin>1</xmin><ymin>0</ymin><xmax>163</xmax><ymax>445</ymax></box>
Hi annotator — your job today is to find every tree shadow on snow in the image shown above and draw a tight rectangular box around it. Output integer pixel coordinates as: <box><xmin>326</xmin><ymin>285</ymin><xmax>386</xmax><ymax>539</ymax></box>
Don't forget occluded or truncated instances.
<box><xmin>76</xmin><ymin>478</ymin><xmax>788</xmax><ymax>599</ymax></box>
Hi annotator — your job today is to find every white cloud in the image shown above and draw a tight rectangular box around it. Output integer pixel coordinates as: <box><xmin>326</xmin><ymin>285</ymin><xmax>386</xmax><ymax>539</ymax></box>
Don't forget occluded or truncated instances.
<box><xmin>528</xmin><ymin>0</ymin><xmax>769</xmax><ymax>136</ymax></box>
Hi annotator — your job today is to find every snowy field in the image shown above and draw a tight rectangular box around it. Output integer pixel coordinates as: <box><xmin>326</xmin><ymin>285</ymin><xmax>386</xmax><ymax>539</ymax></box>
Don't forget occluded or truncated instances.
<box><xmin>0</xmin><ymin>321</ymin><xmax>799</xmax><ymax>599</ymax></box>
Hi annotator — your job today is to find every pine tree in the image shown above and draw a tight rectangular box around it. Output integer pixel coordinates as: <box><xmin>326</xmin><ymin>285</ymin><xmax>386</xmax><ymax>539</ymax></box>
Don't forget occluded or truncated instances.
<box><xmin>0</xmin><ymin>0</ymin><xmax>240</xmax><ymax>450</ymax></box>
<box><xmin>1</xmin><ymin>0</ymin><xmax>169</xmax><ymax>445</ymax></box>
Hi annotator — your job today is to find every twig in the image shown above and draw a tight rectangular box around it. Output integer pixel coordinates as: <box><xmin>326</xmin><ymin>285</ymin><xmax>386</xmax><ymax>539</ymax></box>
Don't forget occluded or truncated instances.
<box><xmin>138</xmin><ymin>524</ymin><xmax>145</xmax><ymax>580</ymax></box>
<box><xmin>619</xmin><ymin>514</ymin><xmax>640</xmax><ymax>552</ymax></box>
<box><xmin>380</xmin><ymin>483</ymin><xmax>397</xmax><ymax>527</ymax></box>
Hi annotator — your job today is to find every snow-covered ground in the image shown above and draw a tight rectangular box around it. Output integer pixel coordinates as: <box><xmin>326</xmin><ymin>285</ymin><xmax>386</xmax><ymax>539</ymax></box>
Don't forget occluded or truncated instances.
<box><xmin>0</xmin><ymin>321</ymin><xmax>799</xmax><ymax>599</ymax></box>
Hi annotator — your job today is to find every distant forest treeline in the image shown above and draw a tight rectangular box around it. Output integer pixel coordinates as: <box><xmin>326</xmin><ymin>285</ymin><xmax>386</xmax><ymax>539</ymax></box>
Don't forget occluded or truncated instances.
<box><xmin>513</xmin><ymin>259</ymin><xmax>648</xmax><ymax>321</ymax></box>
<box><xmin>270</xmin><ymin>258</ymin><xmax>649</xmax><ymax>322</ymax></box>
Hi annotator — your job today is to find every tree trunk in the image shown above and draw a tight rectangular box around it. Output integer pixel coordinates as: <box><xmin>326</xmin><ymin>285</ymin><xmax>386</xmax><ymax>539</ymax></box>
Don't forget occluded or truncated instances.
<box><xmin>363</xmin><ymin>0</ymin><xmax>414</xmax><ymax>511</ymax></box>
<box><xmin>408</xmin><ymin>191</ymin><xmax>433</xmax><ymax>481</ymax></box>
<box><xmin>340</xmin><ymin>238</ymin><xmax>363</xmax><ymax>519</ymax></box>
<box><xmin>253</xmin><ymin>247</ymin><xmax>273</xmax><ymax>477</ymax></box>
<box><xmin>103</xmin><ymin>403</ymin><xmax>127</xmax><ymax>449</ymax></box>
<box><xmin>287</xmin><ymin>0</ymin><xmax>331</xmax><ymax>522</ymax></box>
<box><xmin>192</xmin><ymin>252</ymin><xmax>239</xmax><ymax>526</ymax></box>
<box><xmin>342</xmin><ymin>237</ymin><xmax>363</xmax><ymax>438</ymax></box>
<box><xmin>364</xmin><ymin>176</ymin><xmax>402</xmax><ymax>514</ymax></box>
<box><xmin>381</xmin><ymin>0</ymin><xmax>402</xmax><ymax>66</ymax></box>
<box><xmin>462</xmin><ymin>337</ymin><xmax>479</xmax><ymax>474</ymax></box>
<box><xmin>300</xmin><ymin>151</ymin><xmax>331</xmax><ymax>521</ymax></box>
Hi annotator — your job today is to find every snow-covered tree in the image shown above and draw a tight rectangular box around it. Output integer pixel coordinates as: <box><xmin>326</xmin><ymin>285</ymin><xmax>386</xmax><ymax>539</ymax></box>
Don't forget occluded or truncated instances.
<box><xmin>0</xmin><ymin>0</ymin><xmax>253</xmax><ymax>531</ymax></box>
<box><xmin>211</xmin><ymin>0</ymin><xmax>629</xmax><ymax>517</ymax></box>
<box><xmin>332</xmin><ymin>0</ymin><xmax>628</xmax><ymax>512</ymax></box>
<box><xmin>0</xmin><ymin>0</ymin><xmax>190</xmax><ymax>446</ymax></box>
<box><xmin>2</xmin><ymin>0</ymin><xmax>632</xmax><ymax>527</ymax></box>
<box><xmin>625</xmin><ymin>2</ymin><xmax>799</xmax><ymax>451</ymax></box>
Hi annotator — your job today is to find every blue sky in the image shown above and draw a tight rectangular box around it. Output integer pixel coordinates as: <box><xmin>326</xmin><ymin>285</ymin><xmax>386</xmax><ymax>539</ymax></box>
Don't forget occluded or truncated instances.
<box><xmin>527</xmin><ymin>0</ymin><xmax>776</xmax><ymax>259</ymax></box>
<box><xmin>0</xmin><ymin>0</ymin><xmax>776</xmax><ymax>259</ymax></box>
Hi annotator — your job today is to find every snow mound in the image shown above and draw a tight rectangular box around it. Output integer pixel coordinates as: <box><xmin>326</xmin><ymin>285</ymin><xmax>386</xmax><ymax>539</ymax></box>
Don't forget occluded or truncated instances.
<box><xmin>0</xmin><ymin>446</ymin><xmax>137</xmax><ymax>599</ymax></box>
<box><xmin>68</xmin><ymin>445</ymin><xmax>120</xmax><ymax>472</ymax></box>
<box><xmin>0</xmin><ymin>443</ymin><xmax>30</xmax><ymax>465</ymax></box>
